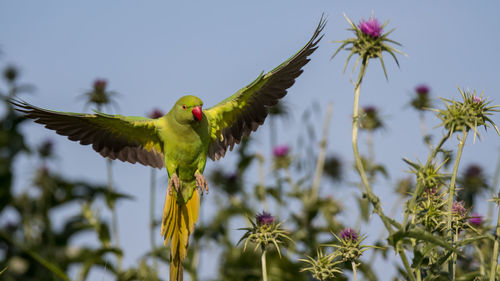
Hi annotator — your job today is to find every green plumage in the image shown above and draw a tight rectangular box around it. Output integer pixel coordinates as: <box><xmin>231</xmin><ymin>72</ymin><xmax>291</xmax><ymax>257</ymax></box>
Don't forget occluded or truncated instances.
<box><xmin>12</xmin><ymin>16</ymin><xmax>326</xmax><ymax>281</ymax></box>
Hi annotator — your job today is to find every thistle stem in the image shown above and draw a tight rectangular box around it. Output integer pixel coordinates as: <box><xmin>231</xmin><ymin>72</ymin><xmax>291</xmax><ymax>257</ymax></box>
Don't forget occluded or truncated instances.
<box><xmin>489</xmin><ymin>202</ymin><xmax>500</xmax><ymax>281</ymax></box>
<box><xmin>446</xmin><ymin>130</ymin><xmax>468</xmax><ymax>280</ymax></box>
<box><xmin>352</xmin><ymin>60</ymin><xmax>392</xmax><ymax>231</ymax></box>
<box><xmin>107</xmin><ymin>158</ymin><xmax>122</xmax><ymax>271</ymax></box>
<box><xmin>261</xmin><ymin>248</ymin><xmax>268</xmax><ymax>281</ymax></box>
<box><xmin>257</xmin><ymin>154</ymin><xmax>268</xmax><ymax>211</ymax></box>
<box><xmin>351</xmin><ymin>59</ymin><xmax>416</xmax><ymax>281</ymax></box>
<box><xmin>490</xmin><ymin>196</ymin><xmax>500</xmax><ymax>281</ymax></box>
<box><xmin>352</xmin><ymin>261</ymin><xmax>358</xmax><ymax>281</ymax></box>
<box><xmin>150</xmin><ymin>168</ymin><xmax>159</xmax><ymax>279</ymax></box>
<box><xmin>473</xmin><ymin>244</ymin><xmax>485</xmax><ymax>276</ymax></box>
<box><xmin>487</xmin><ymin>149</ymin><xmax>500</xmax><ymax>220</ymax></box>
<box><xmin>451</xmin><ymin>230</ymin><xmax>459</xmax><ymax>280</ymax></box>
<box><xmin>310</xmin><ymin>102</ymin><xmax>334</xmax><ymax>201</ymax></box>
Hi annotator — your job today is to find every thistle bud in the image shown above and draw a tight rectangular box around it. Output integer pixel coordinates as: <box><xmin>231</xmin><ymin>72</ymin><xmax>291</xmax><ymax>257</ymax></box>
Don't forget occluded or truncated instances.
<box><xmin>360</xmin><ymin>106</ymin><xmax>383</xmax><ymax>131</ymax></box>
<box><xmin>411</xmin><ymin>84</ymin><xmax>432</xmax><ymax>111</ymax></box>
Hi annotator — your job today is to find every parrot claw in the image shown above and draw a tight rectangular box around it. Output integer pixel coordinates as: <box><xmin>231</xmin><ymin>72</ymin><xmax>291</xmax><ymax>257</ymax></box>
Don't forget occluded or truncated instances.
<box><xmin>195</xmin><ymin>172</ymin><xmax>209</xmax><ymax>195</ymax></box>
<box><xmin>168</xmin><ymin>174</ymin><xmax>180</xmax><ymax>195</ymax></box>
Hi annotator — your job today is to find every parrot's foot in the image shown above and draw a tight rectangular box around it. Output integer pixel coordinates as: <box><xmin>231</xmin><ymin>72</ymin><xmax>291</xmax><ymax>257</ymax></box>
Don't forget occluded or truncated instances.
<box><xmin>195</xmin><ymin>172</ymin><xmax>209</xmax><ymax>195</ymax></box>
<box><xmin>168</xmin><ymin>174</ymin><xmax>180</xmax><ymax>195</ymax></box>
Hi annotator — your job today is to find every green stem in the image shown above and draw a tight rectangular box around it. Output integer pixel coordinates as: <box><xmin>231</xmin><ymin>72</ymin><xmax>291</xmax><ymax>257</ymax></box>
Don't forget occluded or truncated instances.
<box><xmin>261</xmin><ymin>248</ymin><xmax>268</xmax><ymax>281</ymax></box>
<box><xmin>352</xmin><ymin>60</ymin><xmax>393</xmax><ymax>231</ymax></box>
<box><xmin>351</xmin><ymin>59</ymin><xmax>416</xmax><ymax>281</ymax></box>
<box><xmin>150</xmin><ymin>168</ymin><xmax>159</xmax><ymax>279</ymax></box>
<box><xmin>256</xmin><ymin>154</ymin><xmax>268</xmax><ymax>210</ymax></box>
<box><xmin>310</xmin><ymin>102</ymin><xmax>334</xmax><ymax>201</ymax></box>
<box><xmin>487</xmin><ymin>149</ymin><xmax>500</xmax><ymax>220</ymax></box>
<box><xmin>489</xmin><ymin>202</ymin><xmax>500</xmax><ymax>281</ymax></box>
<box><xmin>106</xmin><ymin>158</ymin><xmax>122</xmax><ymax>271</ymax></box>
<box><xmin>352</xmin><ymin>261</ymin><xmax>358</xmax><ymax>281</ymax></box>
<box><xmin>446</xmin><ymin>130</ymin><xmax>468</xmax><ymax>280</ymax></box>
<box><xmin>473</xmin><ymin>244</ymin><xmax>485</xmax><ymax>276</ymax></box>
<box><xmin>451</xmin><ymin>230</ymin><xmax>458</xmax><ymax>280</ymax></box>
<box><xmin>419</xmin><ymin>112</ymin><xmax>433</xmax><ymax>151</ymax></box>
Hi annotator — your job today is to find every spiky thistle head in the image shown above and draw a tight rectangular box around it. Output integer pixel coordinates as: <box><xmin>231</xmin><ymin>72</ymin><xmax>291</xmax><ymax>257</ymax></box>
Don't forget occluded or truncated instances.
<box><xmin>433</xmin><ymin>88</ymin><xmax>500</xmax><ymax>140</ymax></box>
<box><xmin>238</xmin><ymin>212</ymin><xmax>292</xmax><ymax>257</ymax></box>
<box><xmin>326</xmin><ymin>228</ymin><xmax>377</xmax><ymax>262</ymax></box>
<box><xmin>299</xmin><ymin>249</ymin><xmax>343</xmax><ymax>281</ymax></box>
<box><xmin>403</xmin><ymin>158</ymin><xmax>449</xmax><ymax>191</ymax></box>
<box><xmin>331</xmin><ymin>13</ymin><xmax>405</xmax><ymax>80</ymax></box>
<box><xmin>82</xmin><ymin>78</ymin><xmax>119</xmax><ymax>111</ymax></box>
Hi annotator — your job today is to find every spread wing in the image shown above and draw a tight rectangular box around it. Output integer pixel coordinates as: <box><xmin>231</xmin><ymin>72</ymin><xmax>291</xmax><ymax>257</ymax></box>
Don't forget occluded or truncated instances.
<box><xmin>204</xmin><ymin>16</ymin><xmax>326</xmax><ymax>160</ymax></box>
<box><xmin>11</xmin><ymin>100</ymin><xmax>165</xmax><ymax>169</ymax></box>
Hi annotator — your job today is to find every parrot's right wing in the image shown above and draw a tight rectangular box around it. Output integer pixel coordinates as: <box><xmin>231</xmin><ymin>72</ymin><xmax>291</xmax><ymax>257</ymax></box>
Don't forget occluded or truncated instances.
<box><xmin>11</xmin><ymin>100</ymin><xmax>165</xmax><ymax>169</ymax></box>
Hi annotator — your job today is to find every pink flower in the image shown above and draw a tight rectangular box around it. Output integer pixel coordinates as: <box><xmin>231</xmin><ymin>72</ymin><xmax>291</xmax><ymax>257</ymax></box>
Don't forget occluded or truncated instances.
<box><xmin>93</xmin><ymin>79</ymin><xmax>107</xmax><ymax>91</ymax></box>
<box><xmin>468</xmin><ymin>214</ymin><xmax>482</xmax><ymax>226</ymax></box>
<box><xmin>452</xmin><ymin>201</ymin><xmax>466</xmax><ymax>216</ymax></box>
<box><xmin>273</xmin><ymin>145</ymin><xmax>289</xmax><ymax>157</ymax></box>
<box><xmin>473</xmin><ymin>95</ymin><xmax>482</xmax><ymax>104</ymax></box>
<box><xmin>415</xmin><ymin>85</ymin><xmax>430</xmax><ymax>95</ymax></box>
<box><xmin>359</xmin><ymin>18</ymin><xmax>382</xmax><ymax>38</ymax></box>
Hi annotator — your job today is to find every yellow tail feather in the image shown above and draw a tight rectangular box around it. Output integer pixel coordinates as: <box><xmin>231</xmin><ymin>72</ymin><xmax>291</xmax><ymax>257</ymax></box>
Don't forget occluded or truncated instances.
<box><xmin>161</xmin><ymin>188</ymin><xmax>200</xmax><ymax>281</ymax></box>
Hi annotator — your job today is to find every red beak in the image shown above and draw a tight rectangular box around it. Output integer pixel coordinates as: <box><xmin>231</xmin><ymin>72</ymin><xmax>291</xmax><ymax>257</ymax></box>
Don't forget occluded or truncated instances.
<box><xmin>192</xmin><ymin>106</ymin><xmax>202</xmax><ymax>122</ymax></box>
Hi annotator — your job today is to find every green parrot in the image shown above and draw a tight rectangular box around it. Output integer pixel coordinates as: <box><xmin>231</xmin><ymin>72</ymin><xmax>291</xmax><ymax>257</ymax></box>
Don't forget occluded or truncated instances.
<box><xmin>12</xmin><ymin>17</ymin><xmax>325</xmax><ymax>281</ymax></box>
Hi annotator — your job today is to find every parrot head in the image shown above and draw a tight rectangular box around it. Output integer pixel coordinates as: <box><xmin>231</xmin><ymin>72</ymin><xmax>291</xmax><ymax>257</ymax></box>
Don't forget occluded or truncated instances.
<box><xmin>173</xmin><ymin>95</ymin><xmax>204</xmax><ymax>124</ymax></box>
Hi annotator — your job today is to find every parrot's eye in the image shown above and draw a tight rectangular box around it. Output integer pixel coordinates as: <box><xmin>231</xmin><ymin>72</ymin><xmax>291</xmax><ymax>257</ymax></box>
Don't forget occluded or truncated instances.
<box><xmin>182</xmin><ymin>105</ymin><xmax>187</xmax><ymax>110</ymax></box>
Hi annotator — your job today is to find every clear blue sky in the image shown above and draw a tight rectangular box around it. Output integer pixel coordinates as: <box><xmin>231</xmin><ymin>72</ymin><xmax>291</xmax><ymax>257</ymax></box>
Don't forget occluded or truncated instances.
<box><xmin>1</xmin><ymin>1</ymin><xmax>500</xmax><ymax>280</ymax></box>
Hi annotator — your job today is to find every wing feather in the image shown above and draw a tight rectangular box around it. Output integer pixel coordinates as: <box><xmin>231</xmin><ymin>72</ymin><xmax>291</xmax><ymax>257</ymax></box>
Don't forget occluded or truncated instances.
<box><xmin>11</xmin><ymin>100</ymin><xmax>165</xmax><ymax>169</ymax></box>
<box><xmin>205</xmin><ymin>16</ymin><xmax>326</xmax><ymax>160</ymax></box>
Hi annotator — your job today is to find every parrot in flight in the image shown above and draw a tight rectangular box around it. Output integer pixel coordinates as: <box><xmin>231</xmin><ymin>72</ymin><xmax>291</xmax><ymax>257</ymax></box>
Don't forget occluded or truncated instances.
<box><xmin>12</xmin><ymin>17</ymin><xmax>325</xmax><ymax>281</ymax></box>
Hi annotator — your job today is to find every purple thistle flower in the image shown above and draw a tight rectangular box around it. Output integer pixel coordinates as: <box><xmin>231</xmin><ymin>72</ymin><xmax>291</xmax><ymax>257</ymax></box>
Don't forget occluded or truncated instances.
<box><xmin>465</xmin><ymin>164</ymin><xmax>482</xmax><ymax>178</ymax></box>
<box><xmin>93</xmin><ymin>79</ymin><xmax>107</xmax><ymax>91</ymax></box>
<box><xmin>273</xmin><ymin>145</ymin><xmax>289</xmax><ymax>158</ymax></box>
<box><xmin>359</xmin><ymin>18</ymin><xmax>382</xmax><ymax>38</ymax></box>
<box><xmin>227</xmin><ymin>172</ymin><xmax>238</xmax><ymax>183</ymax></box>
<box><xmin>423</xmin><ymin>187</ymin><xmax>437</xmax><ymax>197</ymax></box>
<box><xmin>149</xmin><ymin>108</ymin><xmax>165</xmax><ymax>119</ymax></box>
<box><xmin>473</xmin><ymin>95</ymin><xmax>482</xmax><ymax>104</ymax></box>
<box><xmin>468</xmin><ymin>213</ymin><xmax>483</xmax><ymax>226</ymax></box>
<box><xmin>38</xmin><ymin>139</ymin><xmax>54</xmax><ymax>158</ymax></box>
<box><xmin>452</xmin><ymin>201</ymin><xmax>466</xmax><ymax>216</ymax></box>
<box><xmin>255</xmin><ymin>211</ymin><xmax>275</xmax><ymax>226</ymax></box>
<box><xmin>415</xmin><ymin>85</ymin><xmax>430</xmax><ymax>95</ymax></box>
<box><xmin>362</xmin><ymin>105</ymin><xmax>377</xmax><ymax>114</ymax></box>
<box><xmin>339</xmin><ymin>228</ymin><xmax>358</xmax><ymax>241</ymax></box>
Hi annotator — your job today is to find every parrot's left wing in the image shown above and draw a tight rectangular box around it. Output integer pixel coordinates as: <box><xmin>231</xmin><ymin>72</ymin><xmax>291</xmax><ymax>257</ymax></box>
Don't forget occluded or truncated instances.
<box><xmin>204</xmin><ymin>17</ymin><xmax>326</xmax><ymax>160</ymax></box>
<box><xmin>11</xmin><ymin>100</ymin><xmax>165</xmax><ymax>168</ymax></box>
